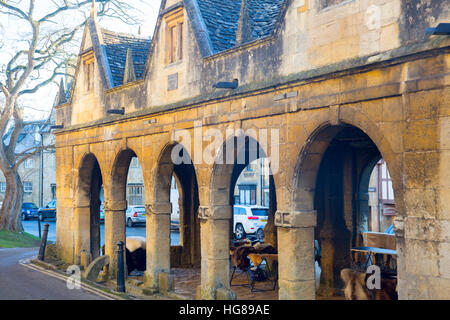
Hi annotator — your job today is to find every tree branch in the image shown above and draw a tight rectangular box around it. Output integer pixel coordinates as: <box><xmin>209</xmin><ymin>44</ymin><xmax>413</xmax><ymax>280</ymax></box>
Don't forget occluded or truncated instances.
<box><xmin>12</xmin><ymin>144</ymin><xmax>55</xmax><ymax>171</ymax></box>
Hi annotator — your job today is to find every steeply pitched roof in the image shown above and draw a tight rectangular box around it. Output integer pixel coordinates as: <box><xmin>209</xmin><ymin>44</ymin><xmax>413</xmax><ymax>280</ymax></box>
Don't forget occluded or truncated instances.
<box><xmin>101</xmin><ymin>29</ymin><xmax>151</xmax><ymax>87</ymax></box>
<box><xmin>195</xmin><ymin>0</ymin><xmax>286</xmax><ymax>53</ymax></box>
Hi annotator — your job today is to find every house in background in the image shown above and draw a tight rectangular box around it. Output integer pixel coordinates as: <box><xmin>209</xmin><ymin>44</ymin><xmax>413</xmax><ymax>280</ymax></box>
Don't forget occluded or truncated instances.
<box><xmin>0</xmin><ymin>76</ymin><xmax>71</xmax><ymax>209</ymax></box>
<box><xmin>233</xmin><ymin>158</ymin><xmax>270</xmax><ymax>207</ymax></box>
<box><xmin>124</xmin><ymin>157</ymin><xmax>180</xmax><ymax>222</ymax></box>
<box><xmin>0</xmin><ymin>116</ymin><xmax>56</xmax><ymax>208</ymax></box>
<box><xmin>368</xmin><ymin>159</ymin><xmax>396</xmax><ymax>232</ymax></box>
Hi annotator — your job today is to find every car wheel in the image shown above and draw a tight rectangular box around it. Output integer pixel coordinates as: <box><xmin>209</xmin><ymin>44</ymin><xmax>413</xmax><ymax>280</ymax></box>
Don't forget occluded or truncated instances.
<box><xmin>235</xmin><ymin>223</ymin><xmax>245</xmax><ymax>240</ymax></box>
<box><xmin>127</xmin><ymin>218</ymin><xmax>134</xmax><ymax>228</ymax></box>
<box><xmin>22</xmin><ymin>213</ymin><xmax>28</xmax><ymax>221</ymax></box>
<box><xmin>257</xmin><ymin>228</ymin><xmax>265</xmax><ymax>241</ymax></box>
<box><xmin>38</xmin><ymin>213</ymin><xmax>44</xmax><ymax>221</ymax></box>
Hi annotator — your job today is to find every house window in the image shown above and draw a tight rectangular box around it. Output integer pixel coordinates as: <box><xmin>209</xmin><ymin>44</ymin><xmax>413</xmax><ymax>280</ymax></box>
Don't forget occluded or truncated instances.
<box><xmin>24</xmin><ymin>182</ymin><xmax>32</xmax><ymax>193</ymax></box>
<box><xmin>130</xmin><ymin>157</ymin><xmax>140</xmax><ymax>168</ymax></box>
<box><xmin>378</xmin><ymin>160</ymin><xmax>394</xmax><ymax>204</ymax></box>
<box><xmin>127</xmin><ymin>184</ymin><xmax>144</xmax><ymax>206</ymax></box>
<box><xmin>82</xmin><ymin>51</ymin><xmax>95</xmax><ymax>92</ymax></box>
<box><xmin>238</xmin><ymin>185</ymin><xmax>257</xmax><ymax>206</ymax></box>
<box><xmin>0</xmin><ymin>182</ymin><xmax>5</xmax><ymax>193</ymax></box>
<box><xmin>24</xmin><ymin>158</ymin><xmax>34</xmax><ymax>169</ymax></box>
<box><xmin>164</xmin><ymin>8</ymin><xmax>183</xmax><ymax>64</ymax></box>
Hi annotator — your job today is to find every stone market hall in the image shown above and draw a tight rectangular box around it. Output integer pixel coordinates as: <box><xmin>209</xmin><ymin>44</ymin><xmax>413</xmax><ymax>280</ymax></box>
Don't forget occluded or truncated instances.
<box><xmin>54</xmin><ymin>0</ymin><xmax>449</xmax><ymax>299</ymax></box>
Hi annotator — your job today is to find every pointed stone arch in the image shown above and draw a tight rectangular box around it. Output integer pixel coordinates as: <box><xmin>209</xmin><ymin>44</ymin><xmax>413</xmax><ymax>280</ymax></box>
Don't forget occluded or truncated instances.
<box><xmin>145</xmin><ymin>141</ymin><xmax>200</xmax><ymax>293</ymax></box>
<box><xmin>73</xmin><ymin>153</ymin><xmax>104</xmax><ymax>264</ymax></box>
<box><xmin>278</xmin><ymin>106</ymin><xmax>402</xmax><ymax>300</ymax></box>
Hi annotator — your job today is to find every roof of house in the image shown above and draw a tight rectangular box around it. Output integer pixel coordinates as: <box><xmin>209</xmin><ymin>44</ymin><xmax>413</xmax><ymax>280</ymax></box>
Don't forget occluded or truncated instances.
<box><xmin>101</xmin><ymin>29</ymin><xmax>152</xmax><ymax>87</ymax></box>
<box><xmin>195</xmin><ymin>0</ymin><xmax>286</xmax><ymax>53</ymax></box>
<box><xmin>3</xmin><ymin>121</ymin><xmax>47</xmax><ymax>154</ymax></box>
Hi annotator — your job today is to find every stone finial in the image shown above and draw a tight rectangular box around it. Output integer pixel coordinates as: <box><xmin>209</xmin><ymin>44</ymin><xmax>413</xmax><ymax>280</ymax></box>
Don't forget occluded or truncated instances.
<box><xmin>236</xmin><ymin>0</ymin><xmax>253</xmax><ymax>46</ymax></box>
<box><xmin>56</xmin><ymin>78</ymin><xmax>66</xmax><ymax>105</ymax></box>
<box><xmin>123</xmin><ymin>48</ymin><xmax>136</xmax><ymax>84</ymax></box>
<box><xmin>90</xmin><ymin>0</ymin><xmax>97</xmax><ymax>19</ymax></box>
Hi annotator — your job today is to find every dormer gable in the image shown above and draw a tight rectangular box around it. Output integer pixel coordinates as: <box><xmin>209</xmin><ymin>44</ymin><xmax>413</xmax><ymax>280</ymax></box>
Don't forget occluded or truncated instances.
<box><xmin>101</xmin><ymin>29</ymin><xmax>151</xmax><ymax>87</ymax></box>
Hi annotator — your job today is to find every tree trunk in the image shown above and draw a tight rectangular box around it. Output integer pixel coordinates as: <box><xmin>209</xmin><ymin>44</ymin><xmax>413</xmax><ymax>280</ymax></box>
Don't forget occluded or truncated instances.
<box><xmin>0</xmin><ymin>170</ymin><xmax>24</xmax><ymax>232</ymax></box>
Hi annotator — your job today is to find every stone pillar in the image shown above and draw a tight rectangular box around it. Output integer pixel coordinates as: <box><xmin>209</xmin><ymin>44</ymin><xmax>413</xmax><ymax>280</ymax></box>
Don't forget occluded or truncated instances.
<box><xmin>73</xmin><ymin>205</ymin><xmax>91</xmax><ymax>265</ymax></box>
<box><xmin>144</xmin><ymin>202</ymin><xmax>172</xmax><ymax>293</ymax></box>
<box><xmin>276</xmin><ymin>210</ymin><xmax>317</xmax><ymax>300</ymax></box>
<box><xmin>264</xmin><ymin>178</ymin><xmax>278</xmax><ymax>247</ymax></box>
<box><xmin>318</xmin><ymin>219</ymin><xmax>351</xmax><ymax>297</ymax></box>
<box><xmin>393</xmin><ymin>215</ymin><xmax>406</xmax><ymax>299</ymax></box>
<box><xmin>197</xmin><ymin>205</ymin><xmax>235</xmax><ymax>300</ymax></box>
<box><xmin>103</xmin><ymin>199</ymin><xmax>127</xmax><ymax>277</ymax></box>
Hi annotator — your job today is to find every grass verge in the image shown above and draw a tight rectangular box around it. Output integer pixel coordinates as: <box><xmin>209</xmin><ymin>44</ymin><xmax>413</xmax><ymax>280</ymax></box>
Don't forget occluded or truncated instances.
<box><xmin>0</xmin><ymin>230</ymin><xmax>41</xmax><ymax>248</ymax></box>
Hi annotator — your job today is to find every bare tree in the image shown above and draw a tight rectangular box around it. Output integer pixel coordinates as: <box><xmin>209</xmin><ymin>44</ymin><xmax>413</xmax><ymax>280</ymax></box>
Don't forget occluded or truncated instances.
<box><xmin>0</xmin><ymin>0</ymin><xmax>143</xmax><ymax>231</ymax></box>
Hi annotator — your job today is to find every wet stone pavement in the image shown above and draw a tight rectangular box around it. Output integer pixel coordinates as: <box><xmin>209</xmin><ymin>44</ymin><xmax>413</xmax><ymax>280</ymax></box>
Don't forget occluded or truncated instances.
<box><xmin>130</xmin><ymin>267</ymin><xmax>279</xmax><ymax>300</ymax></box>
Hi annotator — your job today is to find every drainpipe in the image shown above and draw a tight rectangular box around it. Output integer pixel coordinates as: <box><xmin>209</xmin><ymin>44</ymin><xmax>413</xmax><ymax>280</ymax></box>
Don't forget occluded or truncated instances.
<box><xmin>39</xmin><ymin>132</ymin><xmax>43</xmax><ymax>208</ymax></box>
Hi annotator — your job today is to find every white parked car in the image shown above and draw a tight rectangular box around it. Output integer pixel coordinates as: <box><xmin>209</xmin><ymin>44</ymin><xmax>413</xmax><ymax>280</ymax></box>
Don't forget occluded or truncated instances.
<box><xmin>233</xmin><ymin>205</ymin><xmax>269</xmax><ymax>241</ymax></box>
<box><xmin>126</xmin><ymin>205</ymin><xmax>146</xmax><ymax>227</ymax></box>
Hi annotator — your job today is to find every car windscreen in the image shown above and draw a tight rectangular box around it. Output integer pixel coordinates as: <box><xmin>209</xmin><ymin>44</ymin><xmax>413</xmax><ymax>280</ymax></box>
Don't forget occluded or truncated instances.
<box><xmin>251</xmin><ymin>208</ymin><xmax>268</xmax><ymax>216</ymax></box>
<box><xmin>23</xmin><ymin>203</ymin><xmax>38</xmax><ymax>209</ymax></box>
<box><xmin>134</xmin><ymin>207</ymin><xmax>146</xmax><ymax>212</ymax></box>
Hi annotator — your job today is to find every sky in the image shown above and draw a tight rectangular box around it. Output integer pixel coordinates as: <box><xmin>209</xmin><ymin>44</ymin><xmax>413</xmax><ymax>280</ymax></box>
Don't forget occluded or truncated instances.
<box><xmin>0</xmin><ymin>0</ymin><xmax>162</xmax><ymax>121</ymax></box>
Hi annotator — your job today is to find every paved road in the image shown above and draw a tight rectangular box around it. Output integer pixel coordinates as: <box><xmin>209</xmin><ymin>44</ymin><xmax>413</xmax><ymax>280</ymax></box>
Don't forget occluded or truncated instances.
<box><xmin>0</xmin><ymin>247</ymin><xmax>108</xmax><ymax>300</ymax></box>
<box><xmin>22</xmin><ymin>220</ymin><xmax>180</xmax><ymax>246</ymax></box>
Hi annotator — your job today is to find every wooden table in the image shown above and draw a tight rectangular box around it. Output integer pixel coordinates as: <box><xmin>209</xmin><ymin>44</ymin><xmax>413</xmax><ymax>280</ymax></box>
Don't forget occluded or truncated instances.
<box><xmin>351</xmin><ymin>246</ymin><xmax>397</xmax><ymax>272</ymax></box>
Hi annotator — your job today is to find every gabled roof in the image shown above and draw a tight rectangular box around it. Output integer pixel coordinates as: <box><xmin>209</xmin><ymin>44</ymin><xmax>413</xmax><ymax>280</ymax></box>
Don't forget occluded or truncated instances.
<box><xmin>193</xmin><ymin>0</ymin><xmax>286</xmax><ymax>54</ymax></box>
<box><xmin>101</xmin><ymin>29</ymin><xmax>151</xmax><ymax>87</ymax></box>
<box><xmin>81</xmin><ymin>16</ymin><xmax>151</xmax><ymax>90</ymax></box>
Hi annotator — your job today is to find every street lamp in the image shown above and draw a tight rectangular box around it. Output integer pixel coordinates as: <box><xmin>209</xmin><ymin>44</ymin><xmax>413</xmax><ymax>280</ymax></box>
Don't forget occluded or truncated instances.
<box><xmin>213</xmin><ymin>79</ymin><xmax>239</xmax><ymax>90</ymax></box>
<box><xmin>426</xmin><ymin>23</ymin><xmax>450</xmax><ymax>36</ymax></box>
<box><xmin>107</xmin><ymin>109</ymin><xmax>125</xmax><ymax>115</ymax></box>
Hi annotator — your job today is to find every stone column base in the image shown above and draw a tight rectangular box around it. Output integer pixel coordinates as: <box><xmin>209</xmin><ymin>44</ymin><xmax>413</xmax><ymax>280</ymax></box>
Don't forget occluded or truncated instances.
<box><xmin>278</xmin><ymin>279</ymin><xmax>316</xmax><ymax>300</ymax></box>
<box><xmin>144</xmin><ymin>270</ymin><xmax>174</xmax><ymax>294</ymax></box>
<box><xmin>196</xmin><ymin>285</ymin><xmax>236</xmax><ymax>300</ymax></box>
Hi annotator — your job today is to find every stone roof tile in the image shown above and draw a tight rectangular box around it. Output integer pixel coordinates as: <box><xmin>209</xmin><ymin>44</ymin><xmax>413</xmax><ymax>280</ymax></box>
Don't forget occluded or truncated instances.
<box><xmin>101</xmin><ymin>29</ymin><xmax>151</xmax><ymax>87</ymax></box>
<box><xmin>196</xmin><ymin>0</ymin><xmax>285</xmax><ymax>53</ymax></box>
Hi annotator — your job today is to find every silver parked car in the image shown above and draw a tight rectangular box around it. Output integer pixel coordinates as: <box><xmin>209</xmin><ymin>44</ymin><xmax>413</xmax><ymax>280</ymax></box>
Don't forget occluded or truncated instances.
<box><xmin>126</xmin><ymin>205</ymin><xmax>146</xmax><ymax>227</ymax></box>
